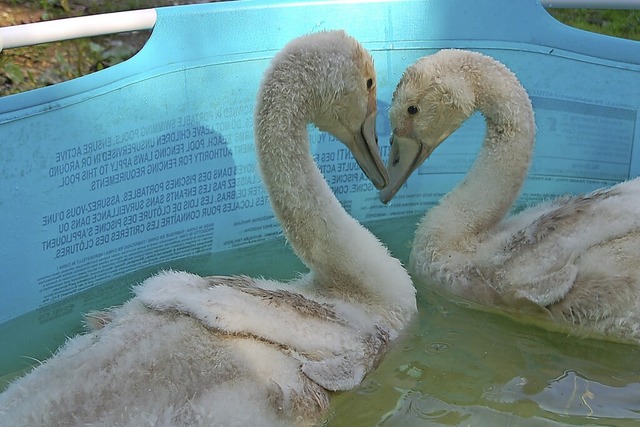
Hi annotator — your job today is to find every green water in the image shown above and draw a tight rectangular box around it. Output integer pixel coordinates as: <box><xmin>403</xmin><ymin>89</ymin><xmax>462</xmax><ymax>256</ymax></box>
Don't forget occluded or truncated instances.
<box><xmin>328</xmin><ymin>287</ymin><xmax>640</xmax><ymax>426</ymax></box>
<box><xmin>2</xmin><ymin>216</ymin><xmax>639</xmax><ymax>426</ymax></box>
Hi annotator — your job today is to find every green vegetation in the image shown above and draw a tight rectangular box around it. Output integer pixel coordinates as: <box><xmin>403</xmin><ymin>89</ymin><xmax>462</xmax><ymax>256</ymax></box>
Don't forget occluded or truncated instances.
<box><xmin>549</xmin><ymin>8</ymin><xmax>640</xmax><ymax>41</ymax></box>
<box><xmin>0</xmin><ymin>3</ymin><xmax>639</xmax><ymax>96</ymax></box>
<box><xmin>0</xmin><ymin>0</ymin><xmax>205</xmax><ymax>95</ymax></box>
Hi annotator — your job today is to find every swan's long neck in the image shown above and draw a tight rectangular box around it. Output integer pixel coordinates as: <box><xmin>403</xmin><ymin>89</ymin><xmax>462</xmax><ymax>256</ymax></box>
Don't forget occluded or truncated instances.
<box><xmin>255</xmin><ymin>70</ymin><xmax>415</xmax><ymax>318</ymax></box>
<box><xmin>256</xmin><ymin>96</ymin><xmax>346</xmax><ymax>271</ymax></box>
<box><xmin>413</xmin><ymin>60</ymin><xmax>535</xmax><ymax>265</ymax></box>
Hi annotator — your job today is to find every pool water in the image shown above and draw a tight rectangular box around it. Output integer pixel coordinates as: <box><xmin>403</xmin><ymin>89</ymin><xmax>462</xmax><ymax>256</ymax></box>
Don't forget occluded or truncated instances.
<box><xmin>1</xmin><ymin>215</ymin><xmax>639</xmax><ymax>426</ymax></box>
<box><xmin>328</xmin><ymin>286</ymin><xmax>640</xmax><ymax>426</ymax></box>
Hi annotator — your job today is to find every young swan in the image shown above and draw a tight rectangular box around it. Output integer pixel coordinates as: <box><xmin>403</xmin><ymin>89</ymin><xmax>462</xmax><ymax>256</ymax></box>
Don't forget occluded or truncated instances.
<box><xmin>381</xmin><ymin>49</ymin><xmax>640</xmax><ymax>342</ymax></box>
<box><xmin>0</xmin><ymin>31</ymin><xmax>416</xmax><ymax>426</ymax></box>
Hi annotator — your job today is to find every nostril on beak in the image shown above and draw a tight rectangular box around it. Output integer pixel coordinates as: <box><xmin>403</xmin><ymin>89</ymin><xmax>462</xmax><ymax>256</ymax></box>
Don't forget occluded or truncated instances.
<box><xmin>392</xmin><ymin>156</ymin><xmax>399</xmax><ymax>166</ymax></box>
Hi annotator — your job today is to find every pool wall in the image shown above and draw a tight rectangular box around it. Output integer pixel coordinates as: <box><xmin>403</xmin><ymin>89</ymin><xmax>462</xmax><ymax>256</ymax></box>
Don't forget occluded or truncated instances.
<box><xmin>1</xmin><ymin>0</ymin><xmax>639</xmax><ymax>328</ymax></box>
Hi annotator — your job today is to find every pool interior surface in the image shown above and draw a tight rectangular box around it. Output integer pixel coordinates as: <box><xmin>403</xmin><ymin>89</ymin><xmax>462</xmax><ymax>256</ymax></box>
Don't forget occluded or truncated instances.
<box><xmin>1</xmin><ymin>215</ymin><xmax>639</xmax><ymax>426</ymax></box>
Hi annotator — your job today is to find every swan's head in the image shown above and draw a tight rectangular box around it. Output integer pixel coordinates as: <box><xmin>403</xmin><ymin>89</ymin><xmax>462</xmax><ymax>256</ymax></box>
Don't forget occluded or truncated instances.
<box><xmin>380</xmin><ymin>49</ymin><xmax>478</xmax><ymax>203</ymax></box>
<box><xmin>278</xmin><ymin>30</ymin><xmax>388</xmax><ymax>189</ymax></box>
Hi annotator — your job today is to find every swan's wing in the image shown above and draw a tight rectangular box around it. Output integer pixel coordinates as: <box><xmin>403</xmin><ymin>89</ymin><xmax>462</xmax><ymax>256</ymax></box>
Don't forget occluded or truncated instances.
<box><xmin>503</xmin><ymin>188</ymin><xmax>618</xmax><ymax>252</ymax></box>
<box><xmin>301</xmin><ymin>357</ymin><xmax>366</xmax><ymax>391</ymax></box>
<box><xmin>301</xmin><ymin>325</ymin><xmax>389</xmax><ymax>391</ymax></box>
<box><xmin>490</xmin><ymin>193</ymin><xmax>593</xmax><ymax>306</ymax></box>
<box><xmin>134</xmin><ymin>270</ymin><xmax>343</xmax><ymax>339</ymax></box>
<box><xmin>498</xmin><ymin>257</ymin><xmax>578</xmax><ymax>307</ymax></box>
<box><xmin>448</xmin><ymin>265</ymin><xmax>554</xmax><ymax>316</ymax></box>
<box><xmin>491</xmin><ymin>184</ymin><xmax>640</xmax><ymax>307</ymax></box>
<box><xmin>135</xmin><ymin>270</ymin><xmax>386</xmax><ymax>391</ymax></box>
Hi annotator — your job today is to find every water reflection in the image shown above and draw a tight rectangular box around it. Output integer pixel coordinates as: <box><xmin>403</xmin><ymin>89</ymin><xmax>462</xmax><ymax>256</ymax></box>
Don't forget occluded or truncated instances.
<box><xmin>379</xmin><ymin>391</ymin><xmax>570</xmax><ymax>426</ymax></box>
<box><xmin>490</xmin><ymin>370</ymin><xmax>640</xmax><ymax>420</ymax></box>
<box><xmin>329</xmin><ymin>281</ymin><xmax>640</xmax><ymax>427</ymax></box>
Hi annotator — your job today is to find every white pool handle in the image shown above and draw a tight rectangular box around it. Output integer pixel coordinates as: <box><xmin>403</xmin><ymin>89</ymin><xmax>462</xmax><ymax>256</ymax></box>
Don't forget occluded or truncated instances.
<box><xmin>0</xmin><ymin>8</ymin><xmax>157</xmax><ymax>52</ymax></box>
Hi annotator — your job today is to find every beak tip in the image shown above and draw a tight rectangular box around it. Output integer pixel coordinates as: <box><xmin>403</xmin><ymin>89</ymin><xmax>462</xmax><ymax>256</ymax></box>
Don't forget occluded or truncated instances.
<box><xmin>379</xmin><ymin>189</ymin><xmax>392</xmax><ymax>205</ymax></box>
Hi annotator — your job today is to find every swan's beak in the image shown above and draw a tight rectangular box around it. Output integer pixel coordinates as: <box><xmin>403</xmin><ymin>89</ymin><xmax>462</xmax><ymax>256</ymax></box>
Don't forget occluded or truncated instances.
<box><xmin>379</xmin><ymin>133</ymin><xmax>435</xmax><ymax>204</ymax></box>
<box><xmin>347</xmin><ymin>109</ymin><xmax>389</xmax><ymax>190</ymax></box>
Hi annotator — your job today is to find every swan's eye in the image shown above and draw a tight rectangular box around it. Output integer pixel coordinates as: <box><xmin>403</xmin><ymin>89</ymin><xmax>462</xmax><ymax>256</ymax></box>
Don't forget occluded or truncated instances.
<box><xmin>407</xmin><ymin>105</ymin><xmax>418</xmax><ymax>115</ymax></box>
<box><xmin>366</xmin><ymin>78</ymin><xmax>373</xmax><ymax>89</ymax></box>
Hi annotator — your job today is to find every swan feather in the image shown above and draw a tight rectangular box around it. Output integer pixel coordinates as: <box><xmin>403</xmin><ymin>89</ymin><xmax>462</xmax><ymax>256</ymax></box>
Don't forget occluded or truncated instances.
<box><xmin>0</xmin><ymin>30</ymin><xmax>416</xmax><ymax>426</ymax></box>
<box><xmin>382</xmin><ymin>48</ymin><xmax>640</xmax><ymax>342</ymax></box>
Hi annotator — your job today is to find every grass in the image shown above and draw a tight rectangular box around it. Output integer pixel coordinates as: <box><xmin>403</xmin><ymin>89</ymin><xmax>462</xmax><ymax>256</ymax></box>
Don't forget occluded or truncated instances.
<box><xmin>549</xmin><ymin>8</ymin><xmax>640</xmax><ymax>41</ymax></box>
<box><xmin>0</xmin><ymin>4</ymin><xmax>639</xmax><ymax>96</ymax></box>
<box><xmin>0</xmin><ymin>0</ymin><xmax>210</xmax><ymax>95</ymax></box>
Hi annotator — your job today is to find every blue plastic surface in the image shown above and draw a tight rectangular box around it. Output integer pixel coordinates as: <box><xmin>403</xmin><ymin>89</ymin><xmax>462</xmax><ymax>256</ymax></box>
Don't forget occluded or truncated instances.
<box><xmin>1</xmin><ymin>0</ymin><xmax>639</xmax><ymax>327</ymax></box>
